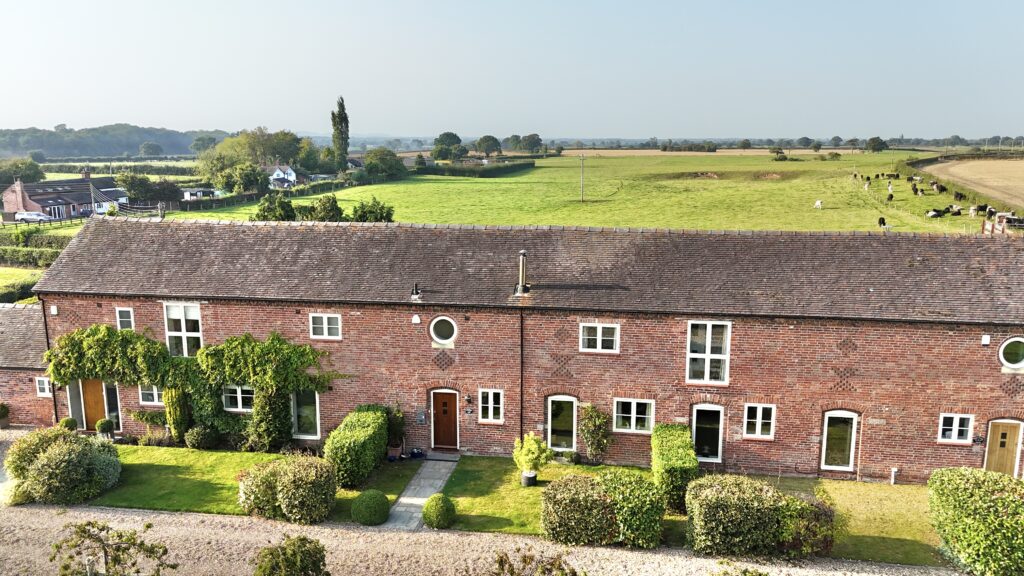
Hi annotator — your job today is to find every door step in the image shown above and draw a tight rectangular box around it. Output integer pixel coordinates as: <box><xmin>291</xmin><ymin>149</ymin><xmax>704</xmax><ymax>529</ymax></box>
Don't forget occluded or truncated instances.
<box><xmin>425</xmin><ymin>450</ymin><xmax>461</xmax><ymax>462</ymax></box>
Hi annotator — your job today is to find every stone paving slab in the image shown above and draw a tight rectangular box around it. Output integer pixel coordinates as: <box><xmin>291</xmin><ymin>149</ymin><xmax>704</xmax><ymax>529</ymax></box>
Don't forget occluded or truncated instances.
<box><xmin>386</xmin><ymin>459</ymin><xmax>457</xmax><ymax>530</ymax></box>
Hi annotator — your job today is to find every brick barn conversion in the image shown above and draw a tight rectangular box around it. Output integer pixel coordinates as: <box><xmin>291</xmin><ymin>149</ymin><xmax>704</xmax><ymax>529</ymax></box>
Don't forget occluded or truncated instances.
<box><xmin>2</xmin><ymin>216</ymin><xmax>1023</xmax><ymax>483</ymax></box>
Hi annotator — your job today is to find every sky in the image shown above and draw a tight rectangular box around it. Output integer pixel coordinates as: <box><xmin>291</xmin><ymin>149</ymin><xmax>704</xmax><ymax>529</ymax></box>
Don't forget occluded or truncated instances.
<box><xmin>3</xmin><ymin>0</ymin><xmax>1022</xmax><ymax>139</ymax></box>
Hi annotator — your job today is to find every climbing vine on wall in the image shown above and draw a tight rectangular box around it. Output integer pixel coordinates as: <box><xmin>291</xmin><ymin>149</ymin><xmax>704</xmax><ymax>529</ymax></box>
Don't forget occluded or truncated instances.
<box><xmin>45</xmin><ymin>324</ymin><xmax>169</xmax><ymax>388</ymax></box>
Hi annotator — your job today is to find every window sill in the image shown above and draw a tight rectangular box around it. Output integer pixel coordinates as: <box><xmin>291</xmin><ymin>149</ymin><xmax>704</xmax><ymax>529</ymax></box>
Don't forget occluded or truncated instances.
<box><xmin>612</xmin><ymin>429</ymin><xmax>652</xmax><ymax>435</ymax></box>
<box><xmin>36</xmin><ymin>393</ymin><xmax>53</xmax><ymax>398</ymax></box>
<box><xmin>696</xmin><ymin>457</ymin><xmax>722</xmax><ymax>464</ymax></box>
<box><xmin>224</xmin><ymin>409</ymin><xmax>253</xmax><ymax>414</ymax></box>
<box><xmin>820</xmin><ymin>465</ymin><xmax>855</xmax><ymax>472</ymax></box>
<box><xmin>478</xmin><ymin>420</ymin><xmax>505</xmax><ymax>426</ymax></box>
<box><xmin>1001</xmin><ymin>366</ymin><xmax>1024</xmax><ymax>374</ymax></box>
<box><xmin>578</xmin><ymin>349</ymin><xmax>620</xmax><ymax>355</ymax></box>
<box><xmin>936</xmin><ymin>440</ymin><xmax>973</xmax><ymax>446</ymax></box>
<box><xmin>292</xmin><ymin>435</ymin><xmax>321</xmax><ymax>441</ymax></box>
<box><xmin>685</xmin><ymin>380</ymin><xmax>729</xmax><ymax>387</ymax></box>
<box><xmin>310</xmin><ymin>336</ymin><xmax>343</xmax><ymax>341</ymax></box>
<box><xmin>139</xmin><ymin>402</ymin><xmax>165</xmax><ymax>407</ymax></box>
<box><xmin>742</xmin><ymin>435</ymin><xmax>775</xmax><ymax>442</ymax></box>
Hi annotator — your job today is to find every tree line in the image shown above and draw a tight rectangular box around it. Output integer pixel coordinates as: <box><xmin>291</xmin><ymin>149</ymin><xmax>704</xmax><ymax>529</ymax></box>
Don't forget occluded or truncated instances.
<box><xmin>0</xmin><ymin>124</ymin><xmax>227</xmax><ymax>157</ymax></box>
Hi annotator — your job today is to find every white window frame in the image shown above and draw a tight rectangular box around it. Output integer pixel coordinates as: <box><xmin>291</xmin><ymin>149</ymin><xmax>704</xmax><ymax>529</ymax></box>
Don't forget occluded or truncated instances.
<box><xmin>222</xmin><ymin>385</ymin><xmax>255</xmax><ymax>413</ymax></box>
<box><xmin>743</xmin><ymin>403</ymin><xmax>776</xmax><ymax>440</ymax></box>
<box><xmin>936</xmin><ymin>413</ymin><xmax>974</xmax><ymax>445</ymax></box>
<box><xmin>578</xmin><ymin>322</ymin><xmax>620</xmax><ymax>354</ymax></box>
<box><xmin>612</xmin><ymin>398</ymin><xmax>655</xmax><ymax>434</ymax></box>
<box><xmin>821</xmin><ymin>410</ymin><xmax>859</xmax><ymax>472</ymax></box>
<box><xmin>309</xmin><ymin>313</ymin><xmax>342</xmax><ymax>340</ymax></box>
<box><xmin>115</xmin><ymin>307</ymin><xmax>135</xmax><ymax>331</ymax></box>
<box><xmin>429</xmin><ymin>316</ymin><xmax>458</xmax><ymax>345</ymax></box>
<box><xmin>138</xmin><ymin>384</ymin><xmax>164</xmax><ymax>406</ymax></box>
<box><xmin>998</xmin><ymin>337</ymin><xmax>1024</xmax><ymax>369</ymax></box>
<box><xmin>291</xmin><ymin>391</ymin><xmax>321</xmax><ymax>440</ymax></box>
<box><xmin>35</xmin><ymin>376</ymin><xmax>52</xmax><ymax>397</ymax></box>
<box><xmin>547</xmin><ymin>395</ymin><xmax>578</xmax><ymax>452</ymax></box>
<box><xmin>163</xmin><ymin>302</ymin><xmax>203</xmax><ymax>357</ymax></box>
<box><xmin>692</xmin><ymin>403</ymin><xmax>724</xmax><ymax>463</ymax></box>
<box><xmin>685</xmin><ymin>320</ymin><xmax>732</xmax><ymax>385</ymax></box>
<box><xmin>478</xmin><ymin>388</ymin><xmax>504</xmax><ymax>424</ymax></box>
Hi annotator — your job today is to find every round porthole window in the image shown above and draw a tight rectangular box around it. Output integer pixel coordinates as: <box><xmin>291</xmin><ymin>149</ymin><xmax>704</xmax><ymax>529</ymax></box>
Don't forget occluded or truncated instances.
<box><xmin>430</xmin><ymin>316</ymin><xmax>458</xmax><ymax>345</ymax></box>
<box><xmin>999</xmin><ymin>337</ymin><xmax>1024</xmax><ymax>368</ymax></box>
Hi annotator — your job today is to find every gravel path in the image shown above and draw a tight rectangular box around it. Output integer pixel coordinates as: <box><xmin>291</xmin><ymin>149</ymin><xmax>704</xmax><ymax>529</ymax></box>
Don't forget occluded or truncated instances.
<box><xmin>0</xmin><ymin>504</ymin><xmax>955</xmax><ymax>576</ymax></box>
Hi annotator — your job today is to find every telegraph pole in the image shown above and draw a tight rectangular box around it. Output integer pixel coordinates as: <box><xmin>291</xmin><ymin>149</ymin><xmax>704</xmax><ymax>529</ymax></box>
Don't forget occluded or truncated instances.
<box><xmin>579</xmin><ymin>154</ymin><xmax>585</xmax><ymax>202</ymax></box>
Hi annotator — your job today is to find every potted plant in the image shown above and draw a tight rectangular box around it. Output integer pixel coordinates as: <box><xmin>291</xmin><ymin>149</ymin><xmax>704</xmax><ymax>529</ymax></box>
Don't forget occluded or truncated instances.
<box><xmin>0</xmin><ymin>402</ymin><xmax>9</xmax><ymax>429</ymax></box>
<box><xmin>387</xmin><ymin>406</ymin><xmax>405</xmax><ymax>460</ymax></box>
<box><xmin>513</xmin><ymin>432</ymin><xmax>554</xmax><ymax>487</ymax></box>
<box><xmin>96</xmin><ymin>418</ymin><xmax>115</xmax><ymax>439</ymax></box>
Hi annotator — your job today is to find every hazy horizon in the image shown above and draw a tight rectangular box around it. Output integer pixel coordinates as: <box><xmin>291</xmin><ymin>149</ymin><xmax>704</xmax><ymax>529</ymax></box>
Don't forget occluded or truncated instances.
<box><xmin>4</xmin><ymin>0</ymin><xmax>1022</xmax><ymax>139</ymax></box>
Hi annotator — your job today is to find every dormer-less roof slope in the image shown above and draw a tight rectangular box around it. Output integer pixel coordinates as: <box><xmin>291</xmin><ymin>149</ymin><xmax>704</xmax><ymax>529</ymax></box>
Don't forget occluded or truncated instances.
<box><xmin>35</xmin><ymin>217</ymin><xmax>1024</xmax><ymax>325</ymax></box>
<box><xmin>0</xmin><ymin>304</ymin><xmax>47</xmax><ymax>369</ymax></box>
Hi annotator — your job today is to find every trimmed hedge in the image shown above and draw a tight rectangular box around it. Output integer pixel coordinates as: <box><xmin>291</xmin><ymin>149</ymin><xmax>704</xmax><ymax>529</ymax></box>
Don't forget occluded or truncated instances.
<box><xmin>351</xmin><ymin>489</ymin><xmax>390</xmax><ymax>526</ymax></box>
<box><xmin>541</xmin><ymin>474</ymin><xmax>617</xmax><ymax>546</ymax></box>
<box><xmin>597</xmin><ymin>470</ymin><xmax>666</xmax><ymax>549</ymax></box>
<box><xmin>929</xmin><ymin>467</ymin><xmax>1024</xmax><ymax>575</ymax></box>
<box><xmin>0</xmin><ymin>278</ymin><xmax>37</xmax><ymax>303</ymax></box>
<box><xmin>238</xmin><ymin>457</ymin><xmax>337</xmax><ymax>524</ymax></box>
<box><xmin>3</xmin><ymin>426</ymin><xmax>76</xmax><ymax>479</ymax></box>
<box><xmin>422</xmin><ymin>493</ymin><xmax>456</xmax><ymax>529</ymax></box>
<box><xmin>18</xmin><ymin>435</ymin><xmax>120</xmax><ymax>505</ymax></box>
<box><xmin>323</xmin><ymin>405</ymin><xmax>388</xmax><ymax>487</ymax></box>
<box><xmin>184</xmin><ymin>425</ymin><xmax>218</xmax><ymax>449</ymax></box>
<box><xmin>254</xmin><ymin>535</ymin><xmax>330</xmax><ymax>576</ymax></box>
<box><xmin>650</xmin><ymin>423</ymin><xmax>699</xmax><ymax>511</ymax></box>
<box><xmin>414</xmin><ymin>160</ymin><xmax>535</xmax><ymax>178</ymax></box>
<box><xmin>0</xmin><ymin>246</ymin><xmax>61</xmax><ymax>267</ymax></box>
<box><xmin>42</xmin><ymin>163</ymin><xmax>196</xmax><ymax>176</ymax></box>
<box><xmin>686</xmin><ymin>474</ymin><xmax>836</xmax><ymax>558</ymax></box>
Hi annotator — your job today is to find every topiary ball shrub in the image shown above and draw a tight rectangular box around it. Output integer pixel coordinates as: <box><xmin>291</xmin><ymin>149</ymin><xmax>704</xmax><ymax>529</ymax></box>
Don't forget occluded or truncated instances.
<box><xmin>351</xmin><ymin>489</ymin><xmax>390</xmax><ymax>526</ymax></box>
<box><xmin>598</xmin><ymin>470</ymin><xmax>666</xmax><ymax>549</ymax></box>
<box><xmin>422</xmin><ymin>493</ymin><xmax>456</xmax><ymax>529</ymax></box>
<box><xmin>929</xmin><ymin>467</ymin><xmax>1024</xmax><ymax>576</ymax></box>
<box><xmin>254</xmin><ymin>535</ymin><xmax>330</xmax><ymax>576</ymax></box>
<box><xmin>541</xmin><ymin>474</ymin><xmax>617</xmax><ymax>546</ymax></box>
<box><xmin>58</xmin><ymin>417</ymin><xmax>78</xmax><ymax>431</ymax></box>
<box><xmin>239</xmin><ymin>460</ymin><xmax>285</xmax><ymax>520</ymax></box>
<box><xmin>686</xmin><ymin>474</ymin><xmax>790</xmax><ymax>556</ymax></box>
<box><xmin>95</xmin><ymin>418</ymin><xmax>114</xmax><ymax>435</ymax></box>
<box><xmin>276</xmin><ymin>457</ymin><xmax>337</xmax><ymax>525</ymax></box>
<box><xmin>184</xmin><ymin>425</ymin><xmax>218</xmax><ymax>450</ymax></box>
<box><xmin>3</xmin><ymin>426</ymin><xmax>76</xmax><ymax>480</ymax></box>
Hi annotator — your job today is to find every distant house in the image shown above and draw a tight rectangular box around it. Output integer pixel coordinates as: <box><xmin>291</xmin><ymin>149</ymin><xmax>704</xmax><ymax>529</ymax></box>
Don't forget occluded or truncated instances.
<box><xmin>346</xmin><ymin>158</ymin><xmax>364</xmax><ymax>170</ymax></box>
<box><xmin>264</xmin><ymin>165</ymin><xmax>298</xmax><ymax>189</ymax></box>
<box><xmin>182</xmin><ymin>188</ymin><xmax>222</xmax><ymax>201</ymax></box>
<box><xmin>401</xmin><ymin>156</ymin><xmax>435</xmax><ymax>168</ymax></box>
<box><xmin>1</xmin><ymin>170</ymin><xmax>126</xmax><ymax>218</ymax></box>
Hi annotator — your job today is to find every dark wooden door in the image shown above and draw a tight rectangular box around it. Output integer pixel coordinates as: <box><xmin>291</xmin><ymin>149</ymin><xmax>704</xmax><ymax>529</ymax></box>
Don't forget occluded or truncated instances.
<box><xmin>432</xmin><ymin>392</ymin><xmax>458</xmax><ymax>448</ymax></box>
<box><xmin>82</xmin><ymin>379</ymin><xmax>106</xmax><ymax>431</ymax></box>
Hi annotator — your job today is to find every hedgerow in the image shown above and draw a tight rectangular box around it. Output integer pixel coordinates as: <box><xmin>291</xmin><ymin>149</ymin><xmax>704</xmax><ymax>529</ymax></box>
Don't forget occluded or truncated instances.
<box><xmin>324</xmin><ymin>406</ymin><xmax>388</xmax><ymax>487</ymax></box>
<box><xmin>15</xmin><ymin>433</ymin><xmax>121</xmax><ymax>505</ymax></box>
<box><xmin>414</xmin><ymin>160</ymin><xmax>535</xmax><ymax>178</ymax></box>
<box><xmin>541</xmin><ymin>474</ymin><xmax>617</xmax><ymax>546</ymax></box>
<box><xmin>650</xmin><ymin>423</ymin><xmax>699</xmax><ymax>511</ymax></box>
<box><xmin>241</xmin><ymin>457</ymin><xmax>338</xmax><ymax>524</ymax></box>
<box><xmin>0</xmin><ymin>246</ymin><xmax>61</xmax><ymax>267</ymax></box>
<box><xmin>597</xmin><ymin>470</ymin><xmax>666</xmax><ymax>549</ymax></box>
<box><xmin>929</xmin><ymin>467</ymin><xmax>1024</xmax><ymax>575</ymax></box>
<box><xmin>254</xmin><ymin>535</ymin><xmax>330</xmax><ymax>576</ymax></box>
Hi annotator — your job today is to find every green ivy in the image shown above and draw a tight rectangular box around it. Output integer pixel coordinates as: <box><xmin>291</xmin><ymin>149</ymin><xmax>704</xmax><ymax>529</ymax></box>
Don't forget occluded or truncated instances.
<box><xmin>45</xmin><ymin>325</ymin><xmax>168</xmax><ymax>389</ymax></box>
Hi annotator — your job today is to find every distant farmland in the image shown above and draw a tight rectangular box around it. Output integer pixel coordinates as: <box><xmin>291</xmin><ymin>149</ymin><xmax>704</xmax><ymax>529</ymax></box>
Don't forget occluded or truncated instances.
<box><xmin>922</xmin><ymin>159</ymin><xmax>1024</xmax><ymax>210</ymax></box>
<box><xmin>170</xmin><ymin>151</ymin><xmax>988</xmax><ymax>234</ymax></box>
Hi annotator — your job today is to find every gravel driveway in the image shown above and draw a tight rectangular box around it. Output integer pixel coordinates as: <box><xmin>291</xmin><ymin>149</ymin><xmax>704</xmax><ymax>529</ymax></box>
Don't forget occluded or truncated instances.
<box><xmin>0</xmin><ymin>504</ymin><xmax>955</xmax><ymax>576</ymax></box>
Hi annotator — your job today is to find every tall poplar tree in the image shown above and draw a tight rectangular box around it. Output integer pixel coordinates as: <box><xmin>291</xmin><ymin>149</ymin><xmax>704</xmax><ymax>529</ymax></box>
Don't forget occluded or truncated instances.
<box><xmin>330</xmin><ymin>96</ymin><xmax>350</xmax><ymax>171</ymax></box>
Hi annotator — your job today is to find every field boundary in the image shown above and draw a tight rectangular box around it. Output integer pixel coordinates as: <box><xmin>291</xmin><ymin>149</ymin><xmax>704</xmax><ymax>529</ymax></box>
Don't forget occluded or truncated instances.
<box><xmin>909</xmin><ymin>153</ymin><xmax>1024</xmax><ymax>212</ymax></box>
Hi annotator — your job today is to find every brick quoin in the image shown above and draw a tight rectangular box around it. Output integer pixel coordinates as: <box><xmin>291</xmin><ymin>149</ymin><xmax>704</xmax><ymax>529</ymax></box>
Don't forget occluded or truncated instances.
<box><xmin>26</xmin><ymin>293</ymin><xmax>1024</xmax><ymax>484</ymax></box>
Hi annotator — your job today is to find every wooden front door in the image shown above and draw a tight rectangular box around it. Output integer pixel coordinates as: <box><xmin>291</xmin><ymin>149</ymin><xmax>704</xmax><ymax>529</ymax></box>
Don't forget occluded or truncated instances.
<box><xmin>81</xmin><ymin>379</ymin><xmax>106</xmax><ymax>431</ymax></box>
<box><xmin>432</xmin><ymin>391</ymin><xmax>458</xmax><ymax>448</ymax></box>
<box><xmin>986</xmin><ymin>421</ymin><xmax>1022</xmax><ymax>476</ymax></box>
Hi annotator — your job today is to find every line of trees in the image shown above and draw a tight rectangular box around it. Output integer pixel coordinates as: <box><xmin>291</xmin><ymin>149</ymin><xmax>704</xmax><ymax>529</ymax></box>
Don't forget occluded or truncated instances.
<box><xmin>253</xmin><ymin>192</ymin><xmax>395</xmax><ymax>224</ymax></box>
<box><xmin>0</xmin><ymin>124</ymin><xmax>227</xmax><ymax>157</ymax></box>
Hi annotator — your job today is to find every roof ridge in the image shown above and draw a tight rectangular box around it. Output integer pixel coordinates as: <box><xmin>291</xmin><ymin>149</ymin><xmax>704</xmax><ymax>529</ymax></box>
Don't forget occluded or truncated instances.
<box><xmin>89</xmin><ymin>215</ymin><xmax>1019</xmax><ymax>240</ymax></box>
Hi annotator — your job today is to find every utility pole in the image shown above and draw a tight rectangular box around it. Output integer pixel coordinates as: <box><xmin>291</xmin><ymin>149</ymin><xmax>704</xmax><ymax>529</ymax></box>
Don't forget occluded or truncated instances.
<box><xmin>579</xmin><ymin>154</ymin><xmax>585</xmax><ymax>202</ymax></box>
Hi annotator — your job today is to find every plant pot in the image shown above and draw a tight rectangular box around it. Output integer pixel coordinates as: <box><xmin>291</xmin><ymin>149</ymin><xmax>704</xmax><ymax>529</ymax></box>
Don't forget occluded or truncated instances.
<box><xmin>521</xmin><ymin>471</ymin><xmax>537</xmax><ymax>487</ymax></box>
<box><xmin>387</xmin><ymin>445</ymin><xmax>402</xmax><ymax>459</ymax></box>
<box><xmin>0</xmin><ymin>417</ymin><xmax>9</xmax><ymax>430</ymax></box>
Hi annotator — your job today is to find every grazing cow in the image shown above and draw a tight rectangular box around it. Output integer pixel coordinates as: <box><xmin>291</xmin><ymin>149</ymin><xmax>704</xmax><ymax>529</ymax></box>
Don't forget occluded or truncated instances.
<box><xmin>887</xmin><ymin>181</ymin><xmax>893</xmax><ymax>194</ymax></box>
<box><xmin>953</xmin><ymin>191</ymin><xmax>966</xmax><ymax>201</ymax></box>
<box><xmin>814</xmin><ymin>200</ymin><xmax>823</xmax><ymax>210</ymax></box>
<box><xmin>969</xmin><ymin>206</ymin><xmax>978</xmax><ymax>217</ymax></box>
<box><xmin>937</xmin><ymin>184</ymin><xmax>947</xmax><ymax>193</ymax></box>
<box><xmin>906</xmin><ymin>176</ymin><xmax>914</xmax><ymax>182</ymax></box>
<box><xmin>911</xmin><ymin>183</ymin><xmax>919</xmax><ymax>195</ymax></box>
<box><xmin>913</xmin><ymin>176</ymin><xmax>923</xmax><ymax>182</ymax></box>
<box><xmin>886</xmin><ymin>193</ymin><xmax>894</xmax><ymax>203</ymax></box>
<box><xmin>864</xmin><ymin>182</ymin><xmax>870</xmax><ymax>191</ymax></box>
<box><xmin>878</xmin><ymin>217</ymin><xmax>887</xmax><ymax>227</ymax></box>
<box><xmin>988</xmin><ymin>207</ymin><xmax>998</xmax><ymax>218</ymax></box>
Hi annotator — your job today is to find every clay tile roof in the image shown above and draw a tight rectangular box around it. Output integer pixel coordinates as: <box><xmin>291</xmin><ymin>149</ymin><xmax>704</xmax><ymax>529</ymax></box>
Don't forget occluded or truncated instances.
<box><xmin>33</xmin><ymin>217</ymin><xmax>1024</xmax><ymax>325</ymax></box>
<box><xmin>0</xmin><ymin>304</ymin><xmax>47</xmax><ymax>369</ymax></box>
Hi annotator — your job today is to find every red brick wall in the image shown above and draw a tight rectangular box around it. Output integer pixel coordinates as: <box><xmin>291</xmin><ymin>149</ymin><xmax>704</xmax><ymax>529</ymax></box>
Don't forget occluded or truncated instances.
<box><xmin>0</xmin><ymin>368</ymin><xmax>54</xmax><ymax>427</ymax></box>
<box><xmin>37</xmin><ymin>293</ymin><xmax>1024</xmax><ymax>483</ymax></box>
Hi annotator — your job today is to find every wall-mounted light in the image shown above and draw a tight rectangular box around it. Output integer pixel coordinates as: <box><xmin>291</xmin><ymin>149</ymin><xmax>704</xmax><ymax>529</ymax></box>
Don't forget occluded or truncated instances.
<box><xmin>49</xmin><ymin>305</ymin><xmax>58</xmax><ymax>316</ymax></box>
<box><xmin>981</xmin><ymin>335</ymin><xmax>991</xmax><ymax>346</ymax></box>
<box><xmin>464</xmin><ymin>394</ymin><xmax>473</xmax><ymax>404</ymax></box>
<box><xmin>411</xmin><ymin>314</ymin><xmax>421</xmax><ymax>325</ymax></box>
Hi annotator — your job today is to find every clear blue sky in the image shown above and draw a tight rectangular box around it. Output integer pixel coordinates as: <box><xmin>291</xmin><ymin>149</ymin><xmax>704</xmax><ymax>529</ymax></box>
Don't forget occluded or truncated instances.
<box><xmin>4</xmin><ymin>0</ymin><xmax>1022</xmax><ymax>139</ymax></box>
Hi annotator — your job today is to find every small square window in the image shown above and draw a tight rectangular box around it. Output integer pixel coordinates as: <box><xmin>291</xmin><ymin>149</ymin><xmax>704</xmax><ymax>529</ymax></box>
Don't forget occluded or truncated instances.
<box><xmin>35</xmin><ymin>377</ymin><xmax>52</xmax><ymax>397</ymax></box>
<box><xmin>139</xmin><ymin>385</ymin><xmax>163</xmax><ymax>405</ymax></box>
<box><xmin>743</xmin><ymin>403</ymin><xmax>775</xmax><ymax>439</ymax></box>
<box><xmin>612</xmin><ymin>399</ymin><xmax>654</xmax><ymax>433</ymax></box>
<box><xmin>479</xmin><ymin>389</ymin><xmax>504</xmax><ymax>423</ymax></box>
<box><xmin>937</xmin><ymin>413</ymin><xmax>973</xmax><ymax>444</ymax></box>
<box><xmin>223</xmin><ymin>386</ymin><xmax>255</xmax><ymax>412</ymax></box>
<box><xmin>310</xmin><ymin>313</ymin><xmax>342</xmax><ymax>340</ymax></box>
<box><xmin>579</xmin><ymin>323</ymin><xmax>619</xmax><ymax>353</ymax></box>
<box><xmin>116</xmin><ymin>308</ymin><xmax>134</xmax><ymax>331</ymax></box>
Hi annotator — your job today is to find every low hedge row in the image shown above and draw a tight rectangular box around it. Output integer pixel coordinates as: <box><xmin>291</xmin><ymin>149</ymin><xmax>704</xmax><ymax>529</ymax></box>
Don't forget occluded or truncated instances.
<box><xmin>542</xmin><ymin>472</ymin><xmax>665</xmax><ymax>549</ymax></box>
<box><xmin>685</xmin><ymin>474</ymin><xmax>837</xmax><ymax>558</ymax></box>
<box><xmin>0</xmin><ymin>228</ymin><xmax>72</xmax><ymax>249</ymax></box>
<box><xmin>0</xmin><ymin>278</ymin><xmax>37</xmax><ymax>303</ymax></box>
<box><xmin>238</xmin><ymin>456</ymin><xmax>337</xmax><ymax>524</ymax></box>
<box><xmin>929</xmin><ymin>467</ymin><xmax>1024</xmax><ymax>575</ymax></box>
<box><xmin>323</xmin><ymin>405</ymin><xmax>388</xmax><ymax>487</ymax></box>
<box><xmin>0</xmin><ymin>246</ymin><xmax>61</xmax><ymax>267</ymax></box>
<box><xmin>414</xmin><ymin>160</ymin><xmax>535</xmax><ymax>178</ymax></box>
<box><xmin>42</xmin><ymin>163</ymin><xmax>196</xmax><ymax>176</ymax></box>
<box><xmin>650</xmin><ymin>423</ymin><xmax>700</xmax><ymax>511</ymax></box>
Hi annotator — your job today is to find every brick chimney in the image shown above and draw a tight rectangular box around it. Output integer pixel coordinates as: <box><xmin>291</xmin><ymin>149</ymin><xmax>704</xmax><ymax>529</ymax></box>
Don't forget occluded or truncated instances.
<box><xmin>80</xmin><ymin>168</ymin><xmax>91</xmax><ymax>180</ymax></box>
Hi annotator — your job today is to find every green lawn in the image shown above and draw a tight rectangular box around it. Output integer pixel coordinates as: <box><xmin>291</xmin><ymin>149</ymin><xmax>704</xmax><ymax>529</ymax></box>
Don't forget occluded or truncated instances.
<box><xmin>92</xmin><ymin>445</ymin><xmax>422</xmax><ymax>521</ymax></box>
<box><xmin>443</xmin><ymin>456</ymin><xmax>943</xmax><ymax>566</ymax></box>
<box><xmin>169</xmin><ymin>151</ymin><xmax>980</xmax><ymax>233</ymax></box>
<box><xmin>0</xmin><ymin>266</ymin><xmax>41</xmax><ymax>286</ymax></box>
<box><xmin>43</xmin><ymin>172</ymin><xmax>195</xmax><ymax>182</ymax></box>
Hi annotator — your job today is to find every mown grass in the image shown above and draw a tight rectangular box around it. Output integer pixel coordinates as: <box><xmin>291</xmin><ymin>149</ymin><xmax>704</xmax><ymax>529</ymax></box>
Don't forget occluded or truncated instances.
<box><xmin>92</xmin><ymin>445</ymin><xmax>422</xmax><ymax>521</ymax></box>
<box><xmin>443</xmin><ymin>456</ymin><xmax>944</xmax><ymax>566</ymax></box>
<box><xmin>169</xmin><ymin>151</ymin><xmax>978</xmax><ymax>233</ymax></box>
<box><xmin>0</xmin><ymin>266</ymin><xmax>41</xmax><ymax>286</ymax></box>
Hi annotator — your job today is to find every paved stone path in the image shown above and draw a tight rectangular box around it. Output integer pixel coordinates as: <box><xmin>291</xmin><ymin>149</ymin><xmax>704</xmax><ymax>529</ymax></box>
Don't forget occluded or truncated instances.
<box><xmin>387</xmin><ymin>458</ymin><xmax>457</xmax><ymax>530</ymax></box>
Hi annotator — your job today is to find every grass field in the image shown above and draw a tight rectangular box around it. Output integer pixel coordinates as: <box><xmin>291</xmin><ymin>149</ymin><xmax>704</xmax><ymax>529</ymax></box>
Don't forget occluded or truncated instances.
<box><xmin>43</xmin><ymin>172</ymin><xmax>195</xmax><ymax>182</ymax></box>
<box><xmin>443</xmin><ymin>457</ymin><xmax>944</xmax><ymax>566</ymax></box>
<box><xmin>923</xmin><ymin>158</ymin><xmax>1024</xmax><ymax>210</ymax></box>
<box><xmin>0</xmin><ymin>267</ymin><xmax>41</xmax><ymax>287</ymax></box>
<box><xmin>170</xmin><ymin>151</ymin><xmax>981</xmax><ymax>233</ymax></box>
